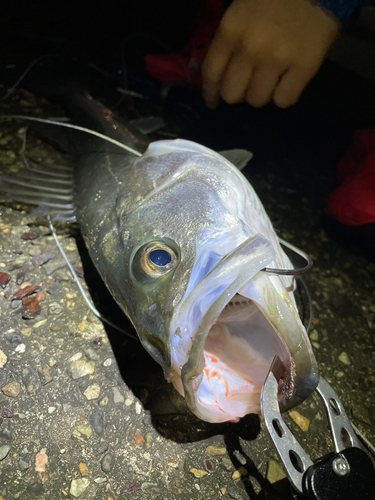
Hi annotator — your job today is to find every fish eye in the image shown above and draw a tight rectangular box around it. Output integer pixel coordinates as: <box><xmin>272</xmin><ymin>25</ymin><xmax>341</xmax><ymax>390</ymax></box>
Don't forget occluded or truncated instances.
<box><xmin>132</xmin><ymin>240</ymin><xmax>179</xmax><ymax>282</ymax></box>
<box><xmin>149</xmin><ymin>249</ymin><xmax>172</xmax><ymax>267</ymax></box>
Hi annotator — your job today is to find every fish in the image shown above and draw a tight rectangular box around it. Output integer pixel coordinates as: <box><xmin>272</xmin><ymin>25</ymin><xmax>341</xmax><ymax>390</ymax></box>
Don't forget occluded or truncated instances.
<box><xmin>0</xmin><ymin>89</ymin><xmax>319</xmax><ymax>423</ymax></box>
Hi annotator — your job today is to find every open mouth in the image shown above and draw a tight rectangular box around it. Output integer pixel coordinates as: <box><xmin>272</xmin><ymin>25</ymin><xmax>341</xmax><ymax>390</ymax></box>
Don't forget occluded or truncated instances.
<box><xmin>197</xmin><ymin>292</ymin><xmax>293</xmax><ymax>422</ymax></box>
<box><xmin>170</xmin><ymin>233</ymin><xmax>318</xmax><ymax>423</ymax></box>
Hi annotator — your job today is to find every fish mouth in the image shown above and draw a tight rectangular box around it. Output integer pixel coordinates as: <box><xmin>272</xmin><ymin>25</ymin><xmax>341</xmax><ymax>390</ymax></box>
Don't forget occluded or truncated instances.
<box><xmin>169</xmin><ymin>234</ymin><xmax>318</xmax><ymax>423</ymax></box>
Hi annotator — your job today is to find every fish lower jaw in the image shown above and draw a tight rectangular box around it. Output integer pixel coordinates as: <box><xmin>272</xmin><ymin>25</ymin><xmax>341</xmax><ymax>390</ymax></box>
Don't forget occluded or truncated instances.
<box><xmin>183</xmin><ymin>294</ymin><xmax>294</xmax><ymax>423</ymax></box>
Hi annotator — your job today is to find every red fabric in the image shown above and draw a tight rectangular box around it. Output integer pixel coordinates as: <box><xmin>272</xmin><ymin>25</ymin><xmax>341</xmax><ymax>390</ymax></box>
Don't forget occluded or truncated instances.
<box><xmin>145</xmin><ymin>0</ymin><xmax>224</xmax><ymax>86</ymax></box>
<box><xmin>327</xmin><ymin>130</ymin><xmax>375</xmax><ymax>226</ymax></box>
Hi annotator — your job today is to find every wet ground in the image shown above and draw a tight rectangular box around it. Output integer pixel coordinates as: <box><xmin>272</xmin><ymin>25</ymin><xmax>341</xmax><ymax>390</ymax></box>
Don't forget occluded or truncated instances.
<box><xmin>0</xmin><ymin>73</ymin><xmax>374</xmax><ymax>500</ymax></box>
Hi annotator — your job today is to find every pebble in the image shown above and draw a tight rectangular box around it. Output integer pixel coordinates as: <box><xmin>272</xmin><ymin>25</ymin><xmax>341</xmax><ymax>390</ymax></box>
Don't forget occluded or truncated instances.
<box><xmin>35</xmin><ymin>448</ymin><xmax>48</xmax><ymax>478</ymax></box>
<box><xmin>72</xmin><ymin>424</ymin><xmax>93</xmax><ymax>442</ymax></box>
<box><xmin>0</xmin><ymin>445</ymin><xmax>11</xmax><ymax>461</ymax></box>
<box><xmin>0</xmin><ymin>350</ymin><xmax>7</xmax><ymax>368</ymax></box>
<box><xmin>231</xmin><ymin>467</ymin><xmax>247</xmax><ymax>480</ymax></box>
<box><xmin>6</xmin><ymin>330</ymin><xmax>22</xmax><ymax>344</ymax></box>
<box><xmin>112</xmin><ymin>387</ymin><xmax>124</xmax><ymax>404</ymax></box>
<box><xmin>83</xmin><ymin>384</ymin><xmax>101</xmax><ymax>400</ymax></box>
<box><xmin>84</xmin><ymin>348</ymin><xmax>100</xmax><ymax>361</ymax></box>
<box><xmin>11</xmin><ymin>299</ymin><xmax>22</xmax><ymax>309</ymax></box>
<box><xmin>134</xmin><ymin>435</ymin><xmax>145</xmax><ymax>446</ymax></box>
<box><xmin>190</xmin><ymin>468</ymin><xmax>208</xmax><ymax>478</ymax></box>
<box><xmin>309</xmin><ymin>329</ymin><xmax>319</xmax><ymax>341</ymax></box>
<box><xmin>69</xmin><ymin>360</ymin><xmax>95</xmax><ymax>379</ymax></box>
<box><xmin>22</xmin><ymin>298</ymin><xmax>41</xmax><ymax>319</ymax></box>
<box><xmin>48</xmin><ymin>407</ymin><xmax>56</xmax><ymax>414</ymax></box>
<box><xmin>38</xmin><ymin>364</ymin><xmax>53</xmax><ymax>385</ymax></box>
<box><xmin>46</xmin><ymin>281</ymin><xmax>62</xmax><ymax>296</ymax></box>
<box><xmin>101</xmin><ymin>453</ymin><xmax>114</xmax><ymax>473</ymax></box>
<box><xmin>65</xmin><ymin>242</ymin><xmax>76</xmax><ymax>252</ymax></box>
<box><xmin>15</xmin><ymin>344</ymin><xmax>26</xmax><ymax>353</ymax></box>
<box><xmin>0</xmin><ymin>272</ymin><xmax>11</xmax><ymax>288</ymax></box>
<box><xmin>19</xmin><ymin>281</ymin><xmax>32</xmax><ymax>289</ymax></box>
<box><xmin>135</xmin><ymin>401</ymin><xmax>142</xmax><ymax>414</ymax></box>
<box><xmin>102</xmin><ymin>358</ymin><xmax>112</xmax><ymax>367</ymax></box>
<box><xmin>33</xmin><ymin>319</ymin><xmax>47</xmax><ymax>329</ymax></box>
<box><xmin>16</xmin><ymin>272</ymin><xmax>25</xmax><ymax>286</ymax></box>
<box><xmin>12</xmin><ymin>284</ymin><xmax>41</xmax><ymax>299</ymax></box>
<box><xmin>31</xmin><ymin>253</ymin><xmax>55</xmax><ymax>267</ymax></box>
<box><xmin>289</xmin><ymin>411</ymin><xmax>310</xmax><ymax>431</ymax></box>
<box><xmin>206</xmin><ymin>444</ymin><xmax>226</xmax><ymax>456</ymax></box>
<box><xmin>94</xmin><ymin>477</ymin><xmax>107</xmax><ymax>484</ymax></box>
<box><xmin>79</xmin><ymin>462</ymin><xmax>89</xmax><ymax>477</ymax></box>
<box><xmin>48</xmin><ymin>303</ymin><xmax>63</xmax><ymax>315</ymax></box>
<box><xmin>2</xmin><ymin>382</ymin><xmax>21</xmax><ymax>397</ymax></box>
<box><xmin>1</xmin><ymin>427</ymin><xmax>12</xmax><ymax>440</ymax></box>
<box><xmin>99</xmin><ymin>396</ymin><xmax>108</xmax><ymax>407</ymax></box>
<box><xmin>1</xmin><ymin>405</ymin><xmax>14</xmax><ymax>418</ymax></box>
<box><xmin>21</xmin><ymin>232</ymin><xmax>38</xmax><ymax>241</ymax></box>
<box><xmin>14</xmin><ymin>255</ymin><xmax>28</xmax><ymax>265</ymax></box>
<box><xmin>125</xmin><ymin>398</ymin><xmax>133</xmax><ymax>406</ymax></box>
<box><xmin>96</xmin><ymin>441</ymin><xmax>109</xmax><ymax>454</ymax></box>
<box><xmin>70</xmin><ymin>478</ymin><xmax>90</xmax><ymax>498</ymax></box>
<box><xmin>21</xmin><ymin>328</ymin><xmax>32</xmax><ymax>337</ymax></box>
<box><xmin>266</xmin><ymin>459</ymin><xmax>287</xmax><ymax>484</ymax></box>
<box><xmin>89</xmin><ymin>409</ymin><xmax>104</xmax><ymax>436</ymax></box>
<box><xmin>69</xmin><ymin>352</ymin><xmax>83</xmax><ymax>362</ymax></box>
<box><xmin>338</xmin><ymin>352</ymin><xmax>351</xmax><ymax>366</ymax></box>
<box><xmin>233</xmin><ymin>450</ymin><xmax>247</xmax><ymax>465</ymax></box>
<box><xmin>19</xmin><ymin>459</ymin><xmax>30</xmax><ymax>470</ymax></box>
<box><xmin>28</xmin><ymin>246</ymin><xmax>40</xmax><ymax>257</ymax></box>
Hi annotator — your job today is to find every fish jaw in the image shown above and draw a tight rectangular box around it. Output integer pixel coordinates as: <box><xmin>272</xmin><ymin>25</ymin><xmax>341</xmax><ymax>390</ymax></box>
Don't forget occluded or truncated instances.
<box><xmin>169</xmin><ymin>235</ymin><xmax>318</xmax><ymax>423</ymax></box>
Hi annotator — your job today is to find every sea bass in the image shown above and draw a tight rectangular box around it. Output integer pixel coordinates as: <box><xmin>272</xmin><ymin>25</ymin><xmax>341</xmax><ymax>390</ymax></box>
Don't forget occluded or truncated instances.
<box><xmin>1</xmin><ymin>91</ymin><xmax>318</xmax><ymax>423</ymax></box>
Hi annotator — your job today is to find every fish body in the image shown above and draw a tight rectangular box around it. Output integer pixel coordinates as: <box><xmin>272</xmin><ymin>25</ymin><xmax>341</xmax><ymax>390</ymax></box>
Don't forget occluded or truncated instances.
<box><xmin>1</xmin><ymin>91</ymin><xmax>318</xmax><ymax>423</ymax></box>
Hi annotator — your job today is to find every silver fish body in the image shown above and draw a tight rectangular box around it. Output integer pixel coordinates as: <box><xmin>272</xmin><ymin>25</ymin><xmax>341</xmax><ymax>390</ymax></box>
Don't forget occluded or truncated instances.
<box><xmin>1</xmin><ymin>93</ymin><xmax>319</xmax><ymax>423</ymax></box>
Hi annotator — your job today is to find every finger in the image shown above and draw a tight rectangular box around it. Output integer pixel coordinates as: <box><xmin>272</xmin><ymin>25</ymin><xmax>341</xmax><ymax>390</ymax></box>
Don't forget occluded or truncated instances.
<box><xmin>246</xmin><ymin>64</ymin><xmax>285</xmax><ymax>108</ymax></box>
<box><xmin>220</xmin><ymin>52</ymin><xmax>254</xmax><ymax>104</ymax></box>
<box><xmin>273</xmin><ymin>66</ymin><xmax>316</xmax><ymax>108</ymax></box>
<box><xmin>202</xmin><ymin>34</ymin><xmax>233</xmax><ymax>108</ymax></box>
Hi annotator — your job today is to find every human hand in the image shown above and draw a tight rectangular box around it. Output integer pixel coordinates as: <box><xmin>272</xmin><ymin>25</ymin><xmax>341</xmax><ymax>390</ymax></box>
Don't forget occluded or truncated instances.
<box><xmin>202</xmin><ymin>0</ymin><xmax>341</xmax><ymax>109</ymax></box>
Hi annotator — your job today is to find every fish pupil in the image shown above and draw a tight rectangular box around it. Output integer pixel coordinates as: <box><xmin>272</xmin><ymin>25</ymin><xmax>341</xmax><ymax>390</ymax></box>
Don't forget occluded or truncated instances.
<box><xmin>149</xmin><ymin>249</ymin><xmax>172</xmax><ymax>267</ymax></box>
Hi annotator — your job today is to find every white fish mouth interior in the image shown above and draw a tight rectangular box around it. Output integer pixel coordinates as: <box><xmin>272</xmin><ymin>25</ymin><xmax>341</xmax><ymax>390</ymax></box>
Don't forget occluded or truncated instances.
<box><xmin>197</xmin><ymin>293</ymin><xmax>292</xmax><ymax>421</ymax></box>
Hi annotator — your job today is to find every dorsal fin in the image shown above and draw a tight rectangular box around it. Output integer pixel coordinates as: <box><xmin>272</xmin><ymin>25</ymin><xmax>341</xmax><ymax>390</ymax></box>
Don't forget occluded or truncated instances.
<box><xmin>219</xmin><ymin>149</ymin><xmax>253</xmax><ymax>170</ymax></box>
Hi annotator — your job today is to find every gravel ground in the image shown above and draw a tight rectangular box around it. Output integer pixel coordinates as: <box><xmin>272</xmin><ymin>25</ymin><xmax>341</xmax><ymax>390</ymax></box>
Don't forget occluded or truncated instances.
<box><xmin>0</xmin><ymin>86</ymin><xmax>374</xmax><ymax>500</ymax></box>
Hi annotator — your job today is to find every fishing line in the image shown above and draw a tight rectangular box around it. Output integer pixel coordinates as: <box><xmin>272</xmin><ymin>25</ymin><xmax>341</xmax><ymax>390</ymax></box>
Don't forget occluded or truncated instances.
<box><xmin>0</xmin><ymin>115</ymin><xmax>142</xmax><ymax>157</ymax></box>
<box><xmin>47</xmin><ymin>216</ymin><xmax>138</xmax><ymax>341</ymax></box>
<box><xmin>263</xmin><ymin>237</ymin><xmax>313</xmax><ymax>276</ymax></box>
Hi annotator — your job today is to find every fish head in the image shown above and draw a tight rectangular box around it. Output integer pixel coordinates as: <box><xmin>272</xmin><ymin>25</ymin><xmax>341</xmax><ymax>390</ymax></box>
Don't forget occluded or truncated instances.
<box><xmin>115</xmin><ymin>139</ymin><xmax>318</xmax><ymax>423</ymax></box>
